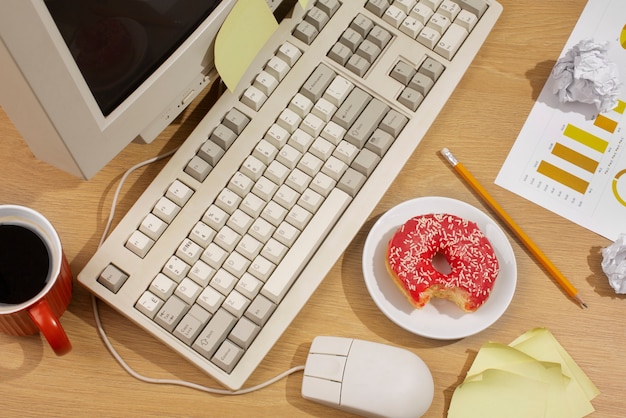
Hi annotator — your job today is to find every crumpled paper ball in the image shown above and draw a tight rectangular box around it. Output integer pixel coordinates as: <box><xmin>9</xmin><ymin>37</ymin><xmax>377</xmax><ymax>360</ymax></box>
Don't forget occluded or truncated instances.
<box><xmin>551</xmin><ymin>39</ymin><xmax>621</xmax><ymax>113</ymax></box>
<box><xmin>601</xmin><ymin>233</ymin><xmax>626</xmax><ymax>294</ymax></box>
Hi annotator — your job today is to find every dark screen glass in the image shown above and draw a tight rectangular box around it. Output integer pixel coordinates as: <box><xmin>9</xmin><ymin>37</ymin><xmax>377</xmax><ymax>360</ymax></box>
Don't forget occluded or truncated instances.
<box><xmin>44</xmin><ymin>0</ymin><xmax>222</xmax><ymax>116</ymax></box>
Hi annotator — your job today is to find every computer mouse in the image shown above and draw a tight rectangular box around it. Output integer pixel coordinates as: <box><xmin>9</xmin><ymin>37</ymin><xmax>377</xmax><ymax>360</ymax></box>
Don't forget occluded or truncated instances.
<box><xmin>301</xmin><ymin>336</ymin><xmax>434</xmax><ymax>417</ymax></box>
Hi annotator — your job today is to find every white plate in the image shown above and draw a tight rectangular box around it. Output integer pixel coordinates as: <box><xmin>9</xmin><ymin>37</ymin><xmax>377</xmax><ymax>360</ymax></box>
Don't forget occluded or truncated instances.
<box><xmin>362</xmin><ymin>196</ymin><xmax>517</xmax><ymax>340</ymax></box>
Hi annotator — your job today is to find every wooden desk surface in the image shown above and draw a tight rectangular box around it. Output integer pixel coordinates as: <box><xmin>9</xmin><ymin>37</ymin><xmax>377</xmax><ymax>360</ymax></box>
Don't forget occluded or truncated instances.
<box><xmin>1</xmin><ymin>1</ymin><xmax>621</xmax><ymax>416</ymax></box>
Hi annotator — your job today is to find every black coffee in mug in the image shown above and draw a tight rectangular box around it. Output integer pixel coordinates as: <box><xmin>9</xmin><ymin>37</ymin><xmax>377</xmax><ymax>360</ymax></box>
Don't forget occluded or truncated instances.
<box><xmin>0</xmin><ymin>224</ymin><xmax>51</xmax><ymax>304</ymax></box>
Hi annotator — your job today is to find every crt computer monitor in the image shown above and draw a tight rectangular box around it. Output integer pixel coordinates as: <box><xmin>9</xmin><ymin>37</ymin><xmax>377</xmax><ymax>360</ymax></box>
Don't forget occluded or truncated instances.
<box><xmin>0</xmin><ymin>0</ymin><xmax>245</xmax><ymax>179</ymax></box>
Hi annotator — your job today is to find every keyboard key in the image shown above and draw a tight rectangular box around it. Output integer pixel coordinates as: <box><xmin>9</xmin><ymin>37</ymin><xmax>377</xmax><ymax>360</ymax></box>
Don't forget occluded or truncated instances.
<box><xmin>241</xmin><ymin>86</ymin><xmax>267</xmax><ymax>111</ymax></box>
<box><xmin>253</xmin><ymin>70</ymin><xmax>279</xmax><ymax>96</ymax></box>
<box><xmin>244</xmin><ymin>294</ymin><xmax>276</xmax><ymax>326</ymax></box>
<box><xmin>210</xmin><ymin>124</ymin><xmax>237</xmax><ymax>150</ymax></box>
<box><xmin>434</xmin><ymin>23</ymin><xmax>468</xmax><ymax>59</ymax></box>
<box><xmin>98</xmin><ymin>264</ymin><xmax>128</xmax><ymax>293</ymax></box>
<box><xmin>139</xmin><ymin>213</ymin><xmax>167</xmax><ymax>241</ymax></box>
<box><xmin>332</xmin><ymin>88</ymin><xmax>371</xmax><ymax>129</ymax></box>
<box><xmin>192</xmin><ymin>308</ymin><xmax>237</xmax><ymax>359</ymax></box>
<box><xmin>155</xmin><ymin>295</ymin><xmax>189</xmax><ymax>332</ymax></box>
<box><xmin>223</xmin><ymin>290</ymin><xmax>251</xmax><ymax>318</ymax></box>
<box><xmin>198</xmin><ymin>140</ymin><xmax>225</xmax><ymax>166</ymax></box>
<box><xmin>276</xmin><ymin>41</ymin><xmax>302</xmax><ymax>66</ymax></box>
<box><xmin>189</xmin><ymin>260</ymin><xmax>215</xmax><ymax>287</ymax></box>
<box><xmin>383</xmin><ymin>5</ymin><xmax>407</xmax><ymax>28</ymax></box>
<box><xmin>175</xmin><ymin>277</ymin><xmax>202</xmax><ymax>305</ymax></box>
<box><xmin>229</xmin><ymin>317</ymin><xmax>261</xmax><ymax>349</ymax></box>
<box><xmin>166</xmin><ymin>180</ymin><xmax>194</xmax><ymax>207</ymax></box>
<box><xmin>174</xmin><ymin>311</ymin><xmax>206</xmax><ymax>346</ymax></box>
<box><xmin>150</xmin><ymin>273</ymin><xmax>177</xmax><ymax>300</ymax></box>
<box><xmin>197</xmin><ymin>286</ymin><xmax>225</xmax><ymax>314</ymax></box>
<box><xmin>162</xmin><ymin>255</ymin><xmax>190</xmax><ymax>282</ymax></box>
<box><xmin>222</xmin><ymin>108</ymin><xmax>250</xmax><ymax>135</ymax></box>
<box><xmin>263</xmin><ymin>200</ymin><xmax>290</xmax><ymax>228</ymax></box>
<box><xmin>153</xmin><ymin>196</ymin><xmax>180</xmax><ymax>223</ymax></box>
<box><xmin>125</xmin><ymin>230</ymin><xmax>154</xmax><ymax>258</ymax></box>
<box><xmin>301</xmin><ymin>64</ymin><xmax>335</xmax><ymax>102</ymax></box>
<box><xmin>212</xmin><ymin>339</ymin><xmax>244</xmax><ymax>373</ymax></box>
<box><xmin>135</xmin><ymin>291</ymin><xmax>164</xmax><ymax>319</ymax></box>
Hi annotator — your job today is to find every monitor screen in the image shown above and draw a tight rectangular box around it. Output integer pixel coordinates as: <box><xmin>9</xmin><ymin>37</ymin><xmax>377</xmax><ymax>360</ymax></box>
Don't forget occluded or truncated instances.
<box><xmin>45</xmin><ymin>0</ymin><xmax>222</xmax><ymax>116</ymax></box>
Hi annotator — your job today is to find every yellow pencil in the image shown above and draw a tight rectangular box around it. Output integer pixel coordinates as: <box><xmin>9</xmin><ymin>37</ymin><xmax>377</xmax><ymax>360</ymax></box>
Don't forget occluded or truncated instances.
<box><xmin>440</xmin><ymin>148</ymin><xmax>587</xmax><ymax>309</ymax></box>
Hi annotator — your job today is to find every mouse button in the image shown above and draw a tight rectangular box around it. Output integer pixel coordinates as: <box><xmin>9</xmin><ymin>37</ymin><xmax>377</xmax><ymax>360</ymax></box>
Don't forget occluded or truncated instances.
<box><xmin>304</xmin><ymin>353</ymin><xmax>347</xmax><ymax>382</ymax></box>
<box><xmin>309</xmin><ymin>336</ymin><xmax>353</xmax><ymax>356</ymax></box>
<box><xmin>301</xmin><ymin>375</ymin><xmax>342</xmax><ymax>406</ymax></box>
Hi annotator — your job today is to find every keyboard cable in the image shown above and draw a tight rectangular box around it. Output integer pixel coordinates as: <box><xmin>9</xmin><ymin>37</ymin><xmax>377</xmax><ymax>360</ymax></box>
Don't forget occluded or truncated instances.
<box><xmin>91</xmin><ymin>146</ymin><xmax>305</xmax><ymax>395</ymax></box>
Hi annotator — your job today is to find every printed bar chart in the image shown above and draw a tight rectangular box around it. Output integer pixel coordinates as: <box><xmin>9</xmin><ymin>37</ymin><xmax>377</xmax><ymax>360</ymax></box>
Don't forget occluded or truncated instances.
<box><xmin>495</xmin><ymin>0</ymin><xmax>626</xmax><ymax>241</ymax></box>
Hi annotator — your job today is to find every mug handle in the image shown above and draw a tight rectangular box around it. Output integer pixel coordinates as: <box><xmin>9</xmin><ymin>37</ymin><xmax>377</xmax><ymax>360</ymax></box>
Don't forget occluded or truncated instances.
<box><xmin>28</xmin><ymin>299</ymin><xmax>72</xmax><ymax>356</ymax></box>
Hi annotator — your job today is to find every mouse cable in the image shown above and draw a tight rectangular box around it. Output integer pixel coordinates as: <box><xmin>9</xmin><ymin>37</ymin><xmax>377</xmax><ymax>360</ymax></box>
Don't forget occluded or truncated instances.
<box><xmin>92</xmin><ymin>147</ymin><xmax>305</xmax><ymax>395</ymax></box>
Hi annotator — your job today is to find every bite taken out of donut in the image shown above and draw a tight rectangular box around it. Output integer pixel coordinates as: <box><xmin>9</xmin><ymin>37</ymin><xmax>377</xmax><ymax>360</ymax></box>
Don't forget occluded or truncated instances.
<box><xmin>386</xmin><ymin>213</ymin><xmax>499</xmax><ymax>312</ymax></box>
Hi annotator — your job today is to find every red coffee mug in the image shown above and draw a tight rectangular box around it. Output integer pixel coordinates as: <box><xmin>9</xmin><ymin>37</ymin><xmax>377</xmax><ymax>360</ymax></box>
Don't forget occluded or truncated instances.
<box><xmin>0</xmin><ymin>205</ymin><xmax>73</xmax><ymax>355</ymax></box>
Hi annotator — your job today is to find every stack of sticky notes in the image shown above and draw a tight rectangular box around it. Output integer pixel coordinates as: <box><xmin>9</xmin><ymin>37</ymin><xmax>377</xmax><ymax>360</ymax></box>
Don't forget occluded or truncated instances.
<box><xmin>448</xmin><ymin>328</ymin><xmax>599</xmax><ymax>418</ymax></box>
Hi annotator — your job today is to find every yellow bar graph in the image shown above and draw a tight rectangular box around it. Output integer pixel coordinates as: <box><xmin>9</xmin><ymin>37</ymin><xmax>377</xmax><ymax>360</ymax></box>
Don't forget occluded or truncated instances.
<box><xmin>563</xmin><ymin>124</ymin><xmax>609</xmax><ymax>153</ymax></box>
<box><xmin>593</xmin><ymin>114</ymin><xmax>618</xmax><ymax>133</ymax></box>
<box><xmin>551</xmin><ymin>143</ymin><xmax>599</xmax><ymax>173</ymax></box>
<box><xmin>537</xmin><ymin>160</ymin><xmax>589</xmax><ymax>194</ymax></box>
<box><xmin>614</xmin><ymin>100</ymin><xmax>626</xmax><ymax>114</ymax></box>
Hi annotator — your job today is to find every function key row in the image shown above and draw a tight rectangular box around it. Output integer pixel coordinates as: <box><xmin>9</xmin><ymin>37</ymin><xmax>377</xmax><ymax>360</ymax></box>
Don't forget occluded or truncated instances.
<box><xmin>293</xmin><ymin>0</ymin><xmax>341</xmax><ymax>45</ymax></box>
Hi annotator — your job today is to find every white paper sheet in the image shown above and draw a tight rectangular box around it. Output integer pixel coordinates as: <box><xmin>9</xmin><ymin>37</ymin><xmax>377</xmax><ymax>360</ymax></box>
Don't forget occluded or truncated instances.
<box><xmin>495</xmin><ymin>0</ymin><xmax>626</xmax><ymax>241</ymax></box>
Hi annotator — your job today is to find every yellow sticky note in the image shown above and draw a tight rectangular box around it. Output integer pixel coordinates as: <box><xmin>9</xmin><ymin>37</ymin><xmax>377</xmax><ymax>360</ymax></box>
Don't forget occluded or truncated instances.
<box><xmin>214</xmin><ymin>0</ymin><xmax>278</xmax><ymax>91</ymax></box>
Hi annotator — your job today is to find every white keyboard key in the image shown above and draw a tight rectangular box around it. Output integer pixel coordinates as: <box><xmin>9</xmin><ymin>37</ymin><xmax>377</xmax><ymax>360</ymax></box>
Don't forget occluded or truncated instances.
<box><xmin>301</xmin><ymin>113</ymin><xmax>324</xmax><ymax>138</ymax></box>
<box><xmin>249</xmin><ymin>217</ymin><xmax>275</xmax><ymax>243</ymax></box>
<box><xmin>227</xmin><ymin>209</ymin><xmax>253</xmax><ymax>235</ymax></box>
<box><xmin>176</xmin><ymin>238</ymin><xmax>203</xmax><ymax>265</ymax></box>
<box><xmin>240</xmin><ymin>155</ymin><xmax>266</xmax><ymax>181</ymax></box>
<box><xmin>189</xmin><ymin>260</ymin><xmax>215</xmax><ymax>287</ymax></box>
<box><xmin>223</xmin><ymin>251</ymin><xmax>251</xmax><ymax>278</ymax></box>
<box><xmin>197</xmin><ymin>286</ymin><xmax>225</xmax><ymax>314</ymax></box>
<box><xmin>215</xmin><ymin>225</ymin><xmax>241</xmax><ymax>252</ymax></box>
<box><xmin>410</xmin><ymin>2</ymin><xmax>434</xmax><ymax>24</ymax></box>
<box><xmin>253</xmin><ymin>70</ymin><xmax>279</xmax><ymax>96</ymax></box>
<box><xmin>276</xmin><ymin>144</ymin><xmax>302</xmax><ymax>170</ymax></box>
<box><xmin>438</xmin><ymin>0</ymin><xmax>461</xmax><ymax>20</ymax></box>
<box><xmin>322</xmin><ymin>156</ymin><xmax>348</xmax><ymax>181</ymax></box>
<box><xmin>202</xmin><ymin>205</ymin><xmax>228</xmax><ymax>231</ymax></box>
<box><xmin>297</xmin><ymin>152</ymin><xmax>323</xmax><ymax>177</ymax></box>
<box><xmin>261</xmin><ymin>189</ymin><xmax>351</xmax><ymax>303</ymax></box>
<box><xmin>229</xmin><ymin>172</ymin><xmax>254</xmax><ymax>198</ymax></box>
<box><xmin>189</xmin><ymin>221</ymin><xmax>215</xmax><ymax>247</ymax></box>
<box><xmin>223</xmin><ymin>290</ymin><xmax>251</xmax><ymax>318</ymax></box>
<box><xmin>264</xmin><ymin>124</ymin><xmax>290</xmax><ymax>149</ymax></box>
<box><xmin>323</xmin><ymin>76</ymin><xmax>354</xmax><ymax>107</ymax></box>
<box><xmin>286</xmin><ymin>204</ymin><xmax>313</xmax><ymax>230</ymax></box>
<box><xmin>289</xmin><ymin>93</ymin><xmax>314</xmax><ymax>118</ymax></box>
<box><xmin>312</xmin><ymin>98</ymin><xmax>337</xmax><ymax>122</ymax></box>
<box><xmin>454</xmin><ymin>9</ymin><xmax>478</xmax><ymax>31</ymax></box>
<box><xmin>241</xmin><ymin>85</ymin><xmax>267</xmax><ymax>111</ymax></box>
<box><xmin>265</xmin><ymin>56</ymin><xmax>290</xmax><ymax>81</ymax></box>
<box><xmin>166</xmin><ymin>180</ymin><xmax>194</xmax><ymax>207</ymax></box>
<box><xmin>422</xmin><ymin>0</ymin><xmax>443</xmax><ymax>9</ymax></box>
<box><xmin>235</xmin><ymin>273</ymin><xmax>263</xmax><ymax>299</ymax></box>
<box><xmin>253</xmin><ymin>176</ymin><xmax>278</xmax><ymax>201</ymax></box>
<box><xmin>253</xmin><ymin>139</ymin><xmax>278</xmax><ymax>165</ymax></box>
<box><xmin>139</xmin><ymin>213</ymin><xmax>167</xmax><ymax>241</ymax></box>
<box><xmin>265</xmin><ymin>160</ymin><xmax>289</xmax><ymax>185</ymax></box>
<box><xmin>333</xmin><ymin>140</ymin><xmax>359</xmax><ymax>164</ymax></box>
<box><xmin>310</xmin><ymin>172</ymin><xmax>336</xmax><ymax>197</ymax></box>
<box><xmin>276</xmin><ymin>41</ymin><xmax>302</xmax><ymax>66</ymax></box>
<box><xmin>175</xmin><ymin>277</ymin><xmax>202</xmax><ymax>305</ymax></box>
<box><xmin>201</xmin><ymin>242</ymin><xmax>228</xmax><ymax>269</ymax></box>
<box><xmin>215</xmin><ymin>188</ymin><xmax>242</xmax><ymax>214</ymax></box>
<box><xmin>150</xmin><ymin>274</ymin><xmax>176</xmax><ymax>300</ymax></box>
<box><xmin>434</xmin><ymin>23</ymin><xmax>468</xmax><ymax>59</ymax></box>
<box><xmin>310</xmin><ymin>137</ymin><xmax>334</xmax><ymax>161</ymax></box>
<box><xmin>394</xmin><ymin>0</ymin><xmax>417</xmax><ymax>14</ymax></box>
<box><xmin>211</xmin><ymin>269</ymin><xmax>238</xmax><ymax>295</ymax></box>
<box><xmin>298</xmin><ymin>188</ymin><xmax>324</xmax><ymax>213</ymax></box>
<box><xmin>241</xmin><ymin>193</ymin><xmax>265</xmax><ymax>218</ymax></box>
<box><xmin>126</xmin><ymin>230</ymin><xmax>154</xmax><ymax>258</ymax></box>
<box><xmin>274</xmin><ymin>184</ymin><xmax>299</xmax><ymax>209</ymax></box>
<box><xmin>288</xmin><ymin>129</ymin><xmax>314</xmax><ymax>153</ymax></box>
<box><xmin>427</xmin><ymin>12</ymin><xmax>451</xmax><ymax>34</ymax></box>
<box><xmin>383</xmin><ymin>5</ymin><xmax>406</xmax><ymax>28</ymax></box>
<box><xmin>285</xmin><ymin>168</ymin><xmax>312</xmax><ymax>193</ymax></box>
<box><xmin>261</xmin><ymin>238</ymin><xmax>288</xmax><ymax>264</ymax></box>
<box><xmin>400</xmin><ymin>16</ymin><xmax>424</xmax><ymax>38</ymax></box>
<box><xmin>321</xmin><ymin>121</ymin><xmax>346</xmax><ymax>145</ymax></box>
<box><xmin>262</xmin><ymin>200</ymin><xmax>288</xmax><ymax>227</ymax></box>
<box><xmin>236</xmin><ymin>234</ymin><xmax>263</xmax><ymax>260</ymax></box>
<box><xmin>249</xmin><ymin>255</ymin><xmax>275</xmax><ymax>282</ymax></box>
<box><xmin>153</xmin><ymin>196</ymin><xmax>180</xmax><ymax>223</ymax></box>
<box><xmin>274</xmin><ymin>221</ymin><xmax>300</xmax><ymax>247</ymax></box>
<box><xmin>135</xmin><ymin>291</ymin><xmax>164</xmax><ymax>319</ymax></box>
<box><xmin>277</xmin><ymin>108</ymin><xmax>302</xmax><ymax>134</ymax></box>
<box><xmin>162</xmin><ymin>255</ymin><xmax>190</xmax><ymax>282</ymax></box>
<box><xmin>417</xmin><ymin>25</ymin><xmax>442</xmax><ymax>49</ymax></box>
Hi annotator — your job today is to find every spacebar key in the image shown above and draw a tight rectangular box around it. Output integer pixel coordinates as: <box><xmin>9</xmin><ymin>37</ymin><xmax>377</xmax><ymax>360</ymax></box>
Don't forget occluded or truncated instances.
<box><xmin>261</xmin><ymin>188</ymin><xmax>351</xmax><ymax>304</ymax></box>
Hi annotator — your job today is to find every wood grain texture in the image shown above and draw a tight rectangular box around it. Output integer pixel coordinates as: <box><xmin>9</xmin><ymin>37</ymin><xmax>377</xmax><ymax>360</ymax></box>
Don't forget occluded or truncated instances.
<box><xmin>2</xmin><ymin>1</ymin><xmax>620</xmax><ymax>416</ymax></box>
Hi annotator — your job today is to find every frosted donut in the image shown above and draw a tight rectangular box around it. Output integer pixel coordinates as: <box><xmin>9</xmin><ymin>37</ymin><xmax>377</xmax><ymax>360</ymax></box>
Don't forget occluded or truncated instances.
<box><xmin>386</xmin><ymin>213</ymin><xmax>499</xmax><ymax>312</ymax></box>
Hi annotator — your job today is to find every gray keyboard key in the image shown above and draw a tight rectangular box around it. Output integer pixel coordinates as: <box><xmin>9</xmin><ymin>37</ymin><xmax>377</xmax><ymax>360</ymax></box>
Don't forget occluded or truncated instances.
<box><xmin>337</xmin><ymin>168</ymin><xmax>366</xmax><ymax>197</ymax></box>
<box><xmin>192</xmin><ymin>308</ymin><xmax>237</xmax><ymax>359</ymax></box>
<box><xmin>301</xmin><ymin>64</ymin><xmax>335</xmax><ymax>102</ymax></box>
<box><xmin>379</xmin><ymin>110</ymin><xmax>409</xmax><ymax>137</ymax></box>
<box><xmin>229</xmin><ymin>317</ymin><xmax>261</xmax><ymax>349</ymax></box>
<box><xmin>222</xmin><ymin>109</ymin><xmax>249</xmax><ymax>135</ymax></box>
<box><xmin>293</xmin><ymin>20</ymin><xmax>319</xmax><ymax>45</ymax></box>
<box><xmin>212</xmin><ymin>340</ymin><xmax>244</xmax><ymax>373</ymax></box>
<box><xmin>155</xmin><ymin>295</ymin><xmax>189</xmax><ymax>332</ymax></box>
<box><xmin>345</xmin><ymin>99</ymin><xmax>389</xmax><ymax>148</ymax></box>
<box><xmin>366</xmin><ymin>128</ymin><xmax>395</xmax><ymax>156</ymax></box>
<box><xmin>245</xmin><ymin>294</ymin><xmax>277</xmax><ymax>326</ymax></box>
<box><xmin>332</xmin><ymin>88</ymin><xmax>372</xmax><ymax>130</ymax></box>
<box><xmin>352</xmin><ymin>148</ymin><xmax>381</xmax><ymax>176</ymax></box>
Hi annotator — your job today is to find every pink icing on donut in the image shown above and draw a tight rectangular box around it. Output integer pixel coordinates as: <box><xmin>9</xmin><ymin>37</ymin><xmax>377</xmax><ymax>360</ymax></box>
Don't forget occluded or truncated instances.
<box><xmin>386</xmin><ymin>213</ymin><xmax>499</xmax><ymax>312</ymax></box>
